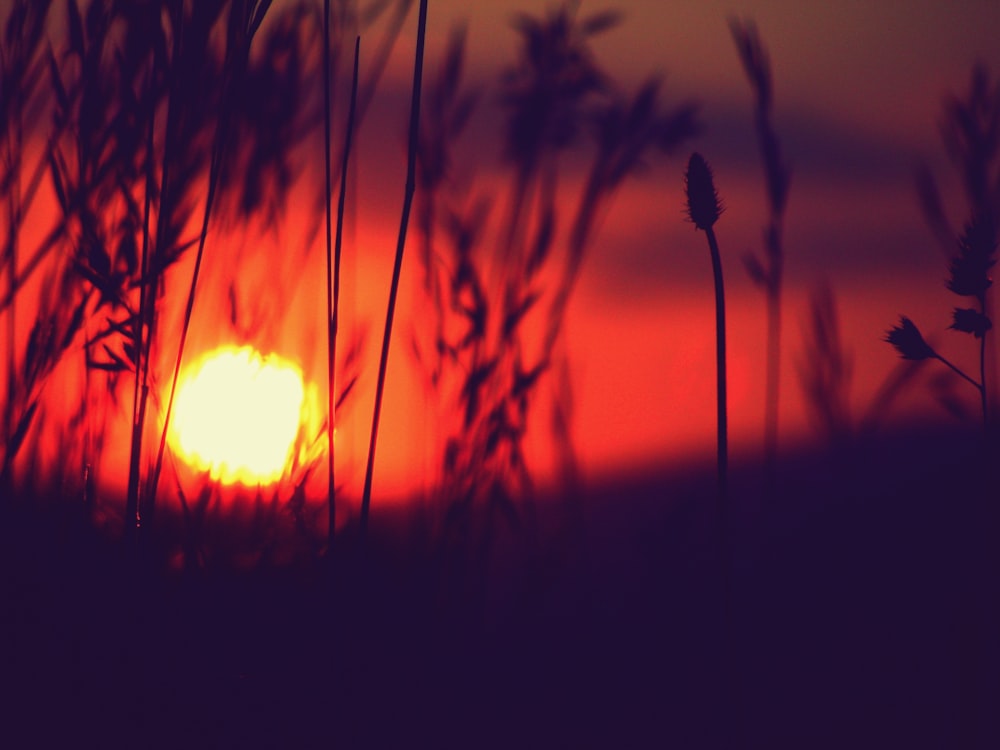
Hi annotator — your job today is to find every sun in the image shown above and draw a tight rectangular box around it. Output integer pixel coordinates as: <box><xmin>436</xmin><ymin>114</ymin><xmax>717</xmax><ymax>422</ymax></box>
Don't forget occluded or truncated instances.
<box><xmin>168</xmin><ymin>345</ymin><xmax>315</xmax><ymax>486</ymax></box>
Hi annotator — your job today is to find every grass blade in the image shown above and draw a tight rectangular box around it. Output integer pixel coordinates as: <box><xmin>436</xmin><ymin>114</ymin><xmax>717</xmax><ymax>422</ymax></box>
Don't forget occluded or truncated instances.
<box><xmin>361</xmin><ymin>0</ymin><xmax>428</xmax><ymax>536</ymax></box>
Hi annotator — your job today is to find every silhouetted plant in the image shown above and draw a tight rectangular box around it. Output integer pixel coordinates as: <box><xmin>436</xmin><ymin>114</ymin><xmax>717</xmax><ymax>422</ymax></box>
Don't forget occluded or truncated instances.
<box><xmin>685</xmin><ymin>152</ymin><xmax>727</xmax><ymax>498</ymax></box>
<box><xmin>886</xmin><ymin>210</ymin><xmax>994</xmax><ymax>421</ymax></box>
<box><xmin>798</xmin><ymin>283</ymin><xmax>853</xmax><ymax>442</ymax></box>
<box><xmin>685</xmin><ymin>150</ymin><xmax>738</xmax><ymax>743</ymax></box>
<box><xmin>361</xmin><ymin>0</ymin><xmax>429</xmax><ymax>536</ymax></box>
<box><xmin>324</xmin><ymin>16</ymin><xmax>360</xmax><ymax>544</ymax></box>
<box><xmin>410</xmin><ymin>5</ymin><xmax>699</xmax><ymax>559</ymax></box>
<box><xmin>0</xmin><ymin>0</ymin><xmax>56</xmax><ymax>492</ymax></box>
<box><xmin>800</xmin><ymin>284</ymin><xmax>934</xmax><ymax>441</ymax></box>
<box><xmin>730</xmin><ymin>18</ymin><xmax>790</xmax><ymax>483</ymax></box>
<box><xmin>903</xmin><ymin>64</ymin><xmax>1000</xmax><ymax>428</ymax></box>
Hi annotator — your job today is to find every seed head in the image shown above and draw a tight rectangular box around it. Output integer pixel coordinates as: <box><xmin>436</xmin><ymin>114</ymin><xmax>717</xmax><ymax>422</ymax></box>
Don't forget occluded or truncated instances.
<box><xmin>947</xmin><ymin>213</ymin><xmax>997</xmax><ymax>298</ymax></box>
<box><xmin>685</xmin><ymin>152</ymin><xmax>722</xmax><ymax>230</ymax></box>
<box><xmin>885</xmin><ymin>316</ymin><xmax>936</xmax><ymax>360</ymax></box>
<box><xmin>951</xmin><ymin>307</ymin><xmax>993</xmax><ymax>338</ymax></box>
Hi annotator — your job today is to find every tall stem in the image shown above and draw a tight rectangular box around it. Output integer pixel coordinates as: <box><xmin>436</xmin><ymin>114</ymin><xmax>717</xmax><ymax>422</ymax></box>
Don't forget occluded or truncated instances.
<box><xmin>323</xmin><ymin>0</ymin><xmax>333</xmax><ymax>543</ymax></box>
<box><xmin>149</xmin><ymin>25</ymin><xmax>250</xmax><ymax>520</ymax></box>
<box><xmin>763</xmin><ymin>241</ymin><xmax>782</xmax><ymax>484</ymax></box>
<box><xmin>705</xmin><ymin>221</ymin><xmax>736</xmax><ymax>746</ymax></box>
<box><xmin>326</xmin><ymin>29</ymin><xmax>360</xmax><ymax>546</ymax></box>
<box><xmin>980</xmin><ymin>313</ymin><xmax>988</xmax><ymax>427</ymax></box>
<box><xmin>705</xmin><ymin>225</ymin><xmax>728</xmax><ymax>502</ymax></box>
<box><xmin>360</xmin><ymin>0</ymin><xmax>427</xmax><ymax>536</ymax></box>
<box><xmin>3</xmin><ymin>117</ymin><xmax>19</xmax><ymax>492</ymax></box>
<box><xmin>126</xmin><ymin>60</ymin><xmax>157</xmax><ymax>547</ymax></box>
<box><xmin>934</xmin><ymin>352</ymin><xmax>982</xmax><ymax>393</ymax></box>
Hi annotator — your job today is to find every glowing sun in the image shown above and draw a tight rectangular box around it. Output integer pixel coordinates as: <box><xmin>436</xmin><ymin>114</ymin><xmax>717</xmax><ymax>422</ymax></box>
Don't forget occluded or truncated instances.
<box><xmin>169</xmin><ymin>345</ymin><xmax>314</xmax><ymax>486</ymax></box>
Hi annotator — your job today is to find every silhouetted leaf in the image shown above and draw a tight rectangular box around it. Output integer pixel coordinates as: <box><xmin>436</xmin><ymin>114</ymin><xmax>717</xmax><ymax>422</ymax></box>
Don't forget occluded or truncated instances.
<box><xmin>443</xmin><ymin>437</ymin><xmax>460</xmax><ymax>475</ymax></box>
<box><xmin>512</xmin><ymin>361</ymin><xmax>547</xmax><ymax>398</ymax></box>
<box><xmin>335</xmin><ymin>375</ymin><xmax>358</xmax><ymax>411</ymax></box>
<box><xmin>60</xmin><ymin>298</ymin><xmax>87</xmax><ymax>351</ymax></box>
<box><xmin>484</xmin><ymin>405</ymin><xmax>507</xmax><ymax>459</ymax></box>
<box><xmin>729</xmin><ymin>18</ymin><xmax>772</xmax><ymax>110</ymax></box>
<box><xmin>914</xmin><ymin>163</ymin><xmax>953</xmax><ymax>251</ymax></box>
<box><xmin>659</xmin><ymin>102</ymin><xmax>702</xmax><ymax>154</ymax></box>
<box><xmin>23</xmin><ymin>318</ymin><xmax>45</xmax><ymax>381</ymax></box>
<box><xmin>84</xmin><ymin>0</ymin><xmax>105</xmax><ymax>48</ymax></box>
<box><xmin>526</xmin><ymin>201</ymin><xmax>556</xmax><ymax>278</ymax></box>
<box><xmin>117</xmin><ymin>231</ymin><xmax>139</xmax><ymax>278</ymax></box>
<box><xmin>123</xmin><ymin>338</ymin><xmax>138</xmax><ymax>367</ymax></box>
<box><xmin>4</xmin><ymin>4</ymin><xmax>26</xmax><ymax>48</ymax></box>
<box><xmin>66</xmin><ymin>0</ymin><xmax>84</xmax><ymax>58</ymax></box>
<box><xmin>48</xmin><ymin>150</ymin><xmax>69</xmax><ymax>213</ymax></box>
<box><xmin>249</xmin><ymin>0</ymin><xmax>275</xmax><ymax>38</ymax></box>
<box><xmin>503</xmin><ymin>291</ymin><xmax>539</xmax><ymax>340</ymax></box>
<box><xmin>462</xmin><ymin>358</ymin><xmax>498</xmax><ymax>427</ymax></box>
<box><xmin>100</xmin><ymin>343</ymin><xmax>130</xmax><ymax>372</ymax></box>
<box><xmin>9</xmin><ymin>400</ymin><xmax>39</xmax><ymax>459</ymax></box>
<box><xmin>743</xmin><ymin>252</ymin><xmax>768</xmax><ymax>288</ymax></box>
<box><xmin>48</xmin><ymin>49</ymin><xmax>70</xmax><ymax>114</ymax></box>
<box><xmin>580</xmin><ymin>10</ymin><xmax>622</xmax><ymax>36</ymax></box>
<box><xmin>87</xmin><ymin>237</ymin><xmax>112</xmax><ymax>280</ymax></box>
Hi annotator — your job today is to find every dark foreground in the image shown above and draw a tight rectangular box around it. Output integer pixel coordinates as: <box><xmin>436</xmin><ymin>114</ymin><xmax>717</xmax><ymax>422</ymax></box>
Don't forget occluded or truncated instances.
<box><xmin>2</xmin><ymin>424</ymin><xmax>998</xmax><ymax>748</ymax></box>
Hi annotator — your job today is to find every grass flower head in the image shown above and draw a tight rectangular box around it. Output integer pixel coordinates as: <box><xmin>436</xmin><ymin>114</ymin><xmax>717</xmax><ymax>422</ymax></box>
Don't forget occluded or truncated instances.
<box><xmin>886</xmin><ymin>317</ymin><xmax>936</xmax><ymax>360</ymax></box>
<box><xmin>685</xmin><ymin>152</ymin><xmax>723</xmax><ymax>230</ymax></box>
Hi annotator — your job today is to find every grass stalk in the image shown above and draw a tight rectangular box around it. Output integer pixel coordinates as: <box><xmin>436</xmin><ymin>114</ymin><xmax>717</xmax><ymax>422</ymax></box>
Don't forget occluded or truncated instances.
<box><xmin>325</xmin><ymin>1</ymin><xmax>361</xmax><ymax>545</ymax></box>
<box><xmin>685</xmin><ymin>152</ymin><xmax>728</xmax><ymax>500</ymax></box>
<box><xmin>980</xmin><ymin>321</ymin><xmax>988</xmax><ymax>426</ymax></box>
<box><xmin>3</xmin><ymin>103</ymin><xmax>20</xmax><ymax>492</ymax></box>
<box><xmin>126</xmin><ymin>63</ymin><xmax>157</xmax><ymax>548</ymax></box>
<box><xmin>933</xmin><ymin>352</ymin><xmax>983</xmax><ymax>393</ymax></box>
<box><xmin>686</xmin><ymin>151</ymin><xmax>735</xmax><ymax>743</ymax></box>
<box><xmin>323</xmin><ymin>0</ymin><xmax>333</xmax><ymax>543</ymax></box>
<box><xmin>730</xmin><ymin>19</ymin><xmax>789</xmax><ymax>488</ymax></box>
<box><xmin>125</xmin><ymin>2</ymin><xmax>189</xmax><ymax>547</ymax></box>
<box><xmin>706</xmin><ymin>224</ymin><xmax>728</xmax><ymax>500</ymax></box>
<box><xmin>361</xmin><ymin>0</ymin><xmax>428</xmax><ymax>537</ymax></box>
<box><xmin>148</xmin><ymin>6</ymin><xmax>262</xmax><ymax>525</ymax></box>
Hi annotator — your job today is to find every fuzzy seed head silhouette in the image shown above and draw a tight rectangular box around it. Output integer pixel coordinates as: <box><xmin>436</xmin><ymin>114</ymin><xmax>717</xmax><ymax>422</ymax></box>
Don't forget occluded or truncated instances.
<box><xmin>947</xmin><ymin>213</ymin><xmax>997</xmax><ymax>298</ymax></box>
<box><xmin>685</xmin><ymin>152</ymin><xmax>722</xmax><ymax>230</ymax></box>
<box><xmin>951</xmin><ymin>307</ymin><xmax>993</xmax><ymax>337</ymax></box>
<box><xmin>886</xmin><ymin>317</ymin><xmax>936</xmax><ymax>360</ymax></box>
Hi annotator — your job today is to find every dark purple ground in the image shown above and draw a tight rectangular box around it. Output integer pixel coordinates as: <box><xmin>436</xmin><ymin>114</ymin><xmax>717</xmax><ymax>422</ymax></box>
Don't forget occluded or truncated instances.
<box><xmin>2</xmin><ymin>422</ymin><xmax>998</xmax><ymax>748</ymax></box>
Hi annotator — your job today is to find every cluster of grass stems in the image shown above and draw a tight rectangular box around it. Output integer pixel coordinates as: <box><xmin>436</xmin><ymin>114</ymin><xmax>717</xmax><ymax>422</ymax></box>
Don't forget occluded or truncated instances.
<box><xmin>0</xmin><ymin>2</ymin><xmax>995</xmax><ymax>579</ymax></box>
<box><xmin>0</xmin><ymin>0</ymin><xmax>416</xmax><ymax>554</ymax></box>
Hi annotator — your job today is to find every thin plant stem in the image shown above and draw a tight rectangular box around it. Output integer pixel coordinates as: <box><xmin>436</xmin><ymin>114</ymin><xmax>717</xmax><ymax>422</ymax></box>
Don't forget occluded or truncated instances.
<box><xmin>149</xmin><ymin>24</ymin><xmax>251</xmax><ymax>523</ymax></box>
<box><xmin>129</xmin><ymin>4</ymin><xmax>186</xmax><ymax>546</ymax></box>
<box><xmin>763</xmin><ymin>243</ymin><xmax>782</xmax><ymax>481</ymax></box>
<box><xmin>705</xmin><ymin>222</ymin><xmax>736</xmax><ymax>747</ymax></box>
<box><xmin>126</xmin><ymin>61</ymin><xmax>157</xmax><ymax>548</ymax></box>
<box><xmin>934</xmin><ymin>352</ymin><xmax>982</xmax><ymax>393</ymax></box>
<box><xmin>705</xmin><ymin>225</ymin><xmax>728</xmax><ymax>502</ymax></box>
<box><xmin>4</xmin><ymin>92</ymin><xmax>21</xmax><ymax>487</ymax></box>
<box><xmin>323</xmin><ymin>0</ymin><xmax>333</xmax><ymax>543</ymax></box>
<box><xmin>361</xmin><ymin>0</ymin><xmax>428</xmax><ymax>537</ymax></box>
<box><xmin>326</xmin><ymin>26</ymin><xmax>361</xmax><ymax>546</ymax></box>
<box><xmin>980</xmin><ymin>313</ymin><xmax>988</xmax><ymax>427</ymax></box>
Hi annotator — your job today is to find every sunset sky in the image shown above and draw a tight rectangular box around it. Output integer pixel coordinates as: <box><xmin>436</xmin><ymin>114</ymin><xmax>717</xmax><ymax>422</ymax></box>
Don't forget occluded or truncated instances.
<box><xmin>8</xmin><ymin>1</ymin><xmax>1000</xmax><ymax>507</ymax></box>
<box><xmin>320</xmin><ymin>0</ymin><xmax>1000</xmax><ymax>496</ymax></box>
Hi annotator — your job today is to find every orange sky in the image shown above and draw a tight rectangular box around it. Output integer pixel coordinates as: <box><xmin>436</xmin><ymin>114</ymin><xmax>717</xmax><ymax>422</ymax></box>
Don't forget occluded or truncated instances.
<box><xmin>6</xmin><ymin>1</ymin><xmax>1000</xmax><ymax>516</ymax></box>
<box><xmin>333</xmin><ymin>0</ymin><xmax>1000</xmax><ymax>495</ymax></box>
